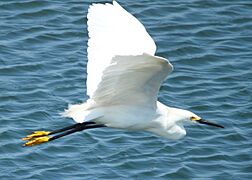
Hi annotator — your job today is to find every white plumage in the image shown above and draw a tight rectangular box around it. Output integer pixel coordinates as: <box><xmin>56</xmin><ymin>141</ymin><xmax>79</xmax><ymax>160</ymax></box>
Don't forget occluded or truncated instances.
<box><xmin>22</xmin><ymin>1</ymin><xmax>223</xmax><ymax>147</ymax></box>
<box><xmin>62</xmin><ymin>1</ymin><xmax>223</xmax><ymax>140</ymax></box>
<box><xmin>86</xmin><ymin>1</ymin><xmax>156</xmax><ymax>97</ymax></box>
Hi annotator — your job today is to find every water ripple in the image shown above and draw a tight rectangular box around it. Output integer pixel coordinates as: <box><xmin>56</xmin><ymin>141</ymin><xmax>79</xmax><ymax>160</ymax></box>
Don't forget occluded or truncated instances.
<box><xmin>0</xmin><ymin>0</ymin><xmax>251</xmax><ymax>179</ymax></box>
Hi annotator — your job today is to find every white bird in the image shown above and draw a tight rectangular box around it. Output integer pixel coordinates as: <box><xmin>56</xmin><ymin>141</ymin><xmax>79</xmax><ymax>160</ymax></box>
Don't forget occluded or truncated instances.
<box><xmin>22</xmin><ymin>1</ymin><xmax>223</xmax><ymax>147</ymax></box>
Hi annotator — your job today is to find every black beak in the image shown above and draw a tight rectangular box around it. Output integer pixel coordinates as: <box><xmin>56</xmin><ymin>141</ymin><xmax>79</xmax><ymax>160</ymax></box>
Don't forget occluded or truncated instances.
<box><xmin>197</xmin><ymin>119</ymin><xmax>224</xmax><ymax>128</ymax></box>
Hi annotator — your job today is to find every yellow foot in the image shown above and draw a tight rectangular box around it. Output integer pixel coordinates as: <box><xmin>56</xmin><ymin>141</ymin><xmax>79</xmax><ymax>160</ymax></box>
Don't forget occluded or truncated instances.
<box><xmin>23</xmin><ymin>136</ymin><xmax>50</xmax><ymax>147</ymax></box>
<box><xmin>22</xmin><ymin>131</ymin><xmax>51</xmax><ymax>141</ymax></box>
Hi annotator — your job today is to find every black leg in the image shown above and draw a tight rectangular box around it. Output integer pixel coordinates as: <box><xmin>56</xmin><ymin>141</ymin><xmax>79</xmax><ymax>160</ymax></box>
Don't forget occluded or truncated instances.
<box><xmin>22</xmin><ymin>122</ymin><xmax>106</xmax><ymax>146</ymax></box>
<box><xmin>22</xmin><ymin>121</ymin><xmax>97</xmax><ymax>141</ymax></box>
<box><xmin>49</xmin><ymin>124</ymin><xmax>106</xmax><ymax>141</ymax></box>
<box><xmin>49</xmin><ymin>121</ymin><xmax>96</xmax><ymax>135</ymax></box>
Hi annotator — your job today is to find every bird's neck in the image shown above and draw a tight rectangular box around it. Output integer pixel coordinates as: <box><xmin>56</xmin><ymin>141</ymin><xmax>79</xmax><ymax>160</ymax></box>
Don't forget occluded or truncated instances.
<box><xmin>157</xmin><ymin>102</ymin><xmax>188</xmax><ymax>125</ymax></box>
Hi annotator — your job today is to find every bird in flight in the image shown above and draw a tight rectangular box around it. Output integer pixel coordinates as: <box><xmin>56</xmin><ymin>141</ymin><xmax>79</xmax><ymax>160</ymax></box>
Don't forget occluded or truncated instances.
<box><xmin>22</xmin><ymin>1</ymin><xmax>223</xmax><ymax>147</ymax></box>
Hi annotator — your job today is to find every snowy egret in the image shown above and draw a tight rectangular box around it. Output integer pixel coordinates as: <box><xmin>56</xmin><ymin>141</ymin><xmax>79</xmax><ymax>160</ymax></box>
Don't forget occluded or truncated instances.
<box><xmin>22</xmin><ymin>1</ymin><xmax>223</xmax><ymax>147</ymax></box>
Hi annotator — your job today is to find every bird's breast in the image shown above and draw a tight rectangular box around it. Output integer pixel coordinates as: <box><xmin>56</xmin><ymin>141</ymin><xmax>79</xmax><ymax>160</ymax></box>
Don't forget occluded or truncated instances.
<box><xmin>93</xmin><ymin>105</ymin><xmax>157</xmax><ymax>130</ymax></box>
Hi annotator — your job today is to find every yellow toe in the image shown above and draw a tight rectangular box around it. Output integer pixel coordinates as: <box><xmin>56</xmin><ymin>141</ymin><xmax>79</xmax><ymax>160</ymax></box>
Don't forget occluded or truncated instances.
<box><xmin>23</xmin><ymin>136</ymin><xmax>50</xmax><ymax>147</ymax></box>
<box><xmin>22</xmin><ymin>131</ymin><xmax>51</xmax><ymax>140</ymax></box>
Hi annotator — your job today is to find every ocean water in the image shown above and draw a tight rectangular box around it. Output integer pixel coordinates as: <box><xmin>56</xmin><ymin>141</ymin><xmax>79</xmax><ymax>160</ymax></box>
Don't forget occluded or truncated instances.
<box><xmin>0</xmin><ymin>0</ymin><xmax>251</xmax><ymax>179</ymax></box>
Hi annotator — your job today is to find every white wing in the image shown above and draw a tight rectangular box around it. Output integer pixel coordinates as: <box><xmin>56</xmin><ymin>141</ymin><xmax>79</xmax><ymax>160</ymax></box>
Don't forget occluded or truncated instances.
<box><xmin>92</xmin><ymin>53</ymin><xmax>173</xmax><ymax>109</ymax></box>
<box><xmin>63</xmin><ymin>54</ymin><xmax>172</xmax><ymax>123</ymax></box>
<box><xmin>87</xmin><ymin>1</ymin><xmax>156</xmax><ymax>97</ymax></box>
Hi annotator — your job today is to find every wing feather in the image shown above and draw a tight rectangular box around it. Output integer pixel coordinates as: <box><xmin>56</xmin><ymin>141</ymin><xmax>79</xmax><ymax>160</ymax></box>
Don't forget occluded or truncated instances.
<box><xmin>87</xmin><ymin>1</ymin><xmax>156</xmax><ymax>97</ymax></box>
<box><xmin>92</xmin><ymin>53</ymin><xmax>173</xmax><ymax>109</ymax></box>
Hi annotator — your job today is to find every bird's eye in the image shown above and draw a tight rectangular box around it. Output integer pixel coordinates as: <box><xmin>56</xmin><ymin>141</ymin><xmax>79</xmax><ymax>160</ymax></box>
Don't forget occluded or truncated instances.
<box><xmin>191</xmin><ymin>116</ymin><xmax>198</xmax><ymax>121</ymax></box>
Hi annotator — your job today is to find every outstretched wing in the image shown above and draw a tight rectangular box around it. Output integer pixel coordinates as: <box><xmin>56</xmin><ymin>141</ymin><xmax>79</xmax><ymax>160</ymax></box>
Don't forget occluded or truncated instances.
<box><xmin>87</xmin><ymin>1</ymin><xmax>156</xmax><ymax>97</ymax></box>
<box><xmin>92</xmin><ymin>53</ymin><xmax>173</xmax><ymax>109</ymax></box>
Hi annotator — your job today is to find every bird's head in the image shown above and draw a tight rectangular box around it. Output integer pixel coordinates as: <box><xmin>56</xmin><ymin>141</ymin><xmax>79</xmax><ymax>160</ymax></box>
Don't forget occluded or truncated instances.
<box><xmin>170</xmin><ymin>108</ymin><xmax>224</xmax><ymax>128</ymax></box>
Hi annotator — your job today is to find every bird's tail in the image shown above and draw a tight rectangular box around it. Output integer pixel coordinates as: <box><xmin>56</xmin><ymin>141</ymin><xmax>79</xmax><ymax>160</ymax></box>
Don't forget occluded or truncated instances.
<box><xmin>61</xmin><ymin>100</ymin><xmax>103</xmax><ymax>123</ymax></box>
<box><xmin>61</xmin><ymin>103</ymin><xmax>90</xmax><ymax>123</ymax></box>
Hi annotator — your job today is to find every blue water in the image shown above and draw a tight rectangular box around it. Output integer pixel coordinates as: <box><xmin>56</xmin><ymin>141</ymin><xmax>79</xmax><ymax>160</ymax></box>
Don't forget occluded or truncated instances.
<box><xmin>1</xmin><ymin>0</ymin><xmax>252</xmax><ymax>179</ymax></box>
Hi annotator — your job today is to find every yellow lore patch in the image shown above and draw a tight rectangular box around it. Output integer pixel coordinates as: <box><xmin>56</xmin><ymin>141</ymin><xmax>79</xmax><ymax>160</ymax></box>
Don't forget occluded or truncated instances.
<box><xmin>191</xmin><ymin>116</ymin><xmax>201</xmax><ymax>121</ymax></box>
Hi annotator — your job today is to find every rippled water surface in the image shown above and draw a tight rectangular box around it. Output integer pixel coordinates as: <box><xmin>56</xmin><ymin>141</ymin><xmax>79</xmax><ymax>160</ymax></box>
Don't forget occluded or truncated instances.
<box><xmin>1</xmin><ymin>0</ymin><xmax>252</xmax><ymax>179</ymax></box>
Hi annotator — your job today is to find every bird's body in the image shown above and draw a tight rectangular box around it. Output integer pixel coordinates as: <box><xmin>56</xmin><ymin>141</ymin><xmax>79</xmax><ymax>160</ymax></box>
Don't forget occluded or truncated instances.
<box><xmin>62</xmin><ymin>1</ymin><xmax>185</xmax><ymax>139</ymax></box>
<box><xmin>22</xmin><ymin>1</ymin><xmax>223</xmax><ymax>147</ymax></box>
<box><xmin>63</xmin><ymin>100</ymin><xmax>187</xmax><ymax>140</ymax></box>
